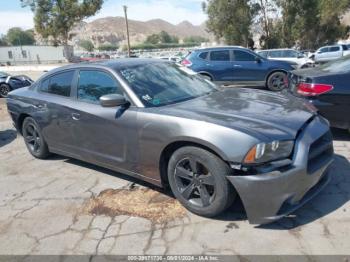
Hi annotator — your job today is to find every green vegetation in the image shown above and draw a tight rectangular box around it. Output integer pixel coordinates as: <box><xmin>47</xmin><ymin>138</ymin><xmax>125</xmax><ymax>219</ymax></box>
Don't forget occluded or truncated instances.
<box><xmin>203</xmin><ymin>0</ymin><xmax>350</xmax><ymax>49</ymax></box>
<box><xmin>7</xmin><ymin>28</ymin><xmax>35</xmax><ymax>46</ymax></box>
<box><xmin>21</xmin><ymin>0</ymin><xmax>104</xmax><ymax>45</ymax></box>
<box><xmin>78</xmin><ymin>39</ymin><xmax>94</xmax><ymax>52</ymax></box>
<box><xmin>183</xmin><ymin>36</ymin><xmax>209</xmax><ymax>44</ymax></box>
<box><xmin>98</xmin><ymin>44</ymin><xmax>119</xmax><ymax>51</ymax></box>
<box><xmin>0</xmin><ymin>27</ymin><xmax>35</xmax><ymax>46</ymax></box>
<box><xmin>145</xmin><ymin>31</ymin><xmax>179</xmax><ymax>44</ymax></box>
<box><xmin>203</xmin><ymin>0</ymin><xmax>254</xmax><ymax>47</ymax></box>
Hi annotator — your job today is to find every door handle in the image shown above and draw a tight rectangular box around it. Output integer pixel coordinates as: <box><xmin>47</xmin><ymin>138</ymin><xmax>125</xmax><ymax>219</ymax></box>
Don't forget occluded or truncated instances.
<box><xmin>233</xmin><ymin>64</ymin><xmax>242</xmax><ymax>68</ymax></box>
<box><xmin>71</xmin><ymin>113</ymin><xmax>81</xmax><ymax>121</ymax></box>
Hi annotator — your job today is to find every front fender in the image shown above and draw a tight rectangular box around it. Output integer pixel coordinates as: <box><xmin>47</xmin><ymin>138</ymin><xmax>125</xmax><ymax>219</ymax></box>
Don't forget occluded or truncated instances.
<box><xmin>136</xmin><ymin>113</ymin><xmax>260</xmax><ymax>182</ymax></box>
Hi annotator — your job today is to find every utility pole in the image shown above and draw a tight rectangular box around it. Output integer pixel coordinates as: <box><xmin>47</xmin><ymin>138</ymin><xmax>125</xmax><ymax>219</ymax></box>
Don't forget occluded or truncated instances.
<box><xmin>123</xmin><ymin>5</ymin><xmax>131</xmax><ymax>57</ymax></box>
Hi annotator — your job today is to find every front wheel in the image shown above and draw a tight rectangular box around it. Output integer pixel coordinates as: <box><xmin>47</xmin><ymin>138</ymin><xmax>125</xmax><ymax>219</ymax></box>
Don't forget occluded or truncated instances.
<box><xmin>266</xmin><ymin>71</ymin><xmax>288</xmax><ymax>91</ymax></box>
<box><xmin>167</xmin><ymin>146</ymin><xmax>236</xmax><ymax>217</ymax></box>
<box><xmin>0</xmin><ymin>83</ymin><xmax>10</xmax><ymax>98</ymax></box>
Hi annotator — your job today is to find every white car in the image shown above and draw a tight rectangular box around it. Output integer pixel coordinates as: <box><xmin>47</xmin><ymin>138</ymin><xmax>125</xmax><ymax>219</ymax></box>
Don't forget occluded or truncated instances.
<box><xmin>257</xmin><ymin>49</ymin><xmax>315</xmax><ymax>69</ymax></box>
<box><xmin>314</xmin><ymin>44</ymin><xmax>350</xmax><ymax>63</ymax></box>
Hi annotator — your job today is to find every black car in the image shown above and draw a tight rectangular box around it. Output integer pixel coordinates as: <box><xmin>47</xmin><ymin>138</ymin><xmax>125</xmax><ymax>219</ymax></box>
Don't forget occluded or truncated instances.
<box><xmin>289</xmin><ymin>57</ymin><xmax>350</xmax><ymax>131</ymax></box>
<box><xmin>0</xmin><ymin>71</ymin><xmax>33</xmax><ymax>98</ymax></box>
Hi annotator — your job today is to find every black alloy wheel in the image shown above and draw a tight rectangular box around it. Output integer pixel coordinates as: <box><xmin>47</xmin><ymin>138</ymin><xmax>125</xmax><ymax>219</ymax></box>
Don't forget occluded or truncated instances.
<box><xmin>168</xmin><ymin>146</ymin><xmax>236</xmax><ymax>217</ymax></box>
<box><xmin>22</xmin><ymin>117</ymin><xmax>50</xmax><ymax>159</ymax></box>
<box><xmin>0</xmin><ymin>84</ymin><xmax>10</xmax><ymax>98</ymax></box>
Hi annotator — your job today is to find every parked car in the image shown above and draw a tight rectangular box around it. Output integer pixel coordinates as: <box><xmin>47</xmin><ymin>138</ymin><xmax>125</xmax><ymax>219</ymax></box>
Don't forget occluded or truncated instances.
<box><xmin>289</xmin><ymin>56</ymin><xmax>350</xmax><ymax>131</ymax></box>
<box><xmin>257</xmin><ymin>49</ymin><xmax>315</xmax><ymax>69</ymax></box>
<box><xmin>7</xmin><ymin>59</ymin><xmax>334</xmax><ymax>224</ymax></box>
<box><xmin>0</xmin><ymin>71</ymin><xmax>33</xmax><ymax>98</ymax></box>
<box><xmin>182</xmin><ymin>46</ymin><xmax>296</xmax><ymax>91</ymax></box>
<box><xmin>314</xmin><ymin>44</ymin><xmax>350</xmax><ymax>63</ymax></box>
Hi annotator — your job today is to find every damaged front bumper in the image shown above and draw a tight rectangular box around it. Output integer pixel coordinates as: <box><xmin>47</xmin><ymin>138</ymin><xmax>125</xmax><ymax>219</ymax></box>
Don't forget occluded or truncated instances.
<box><xmin>227</xmin><ymin>116</ymin><xmax>334</xmax><ymax>225</ymax></box>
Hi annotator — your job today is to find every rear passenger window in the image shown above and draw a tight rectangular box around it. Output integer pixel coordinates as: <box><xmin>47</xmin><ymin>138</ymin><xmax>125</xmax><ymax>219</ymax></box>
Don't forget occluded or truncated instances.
<box><xmin>77</xmin><ymin>70</ymin><xmax>123</xmax><ymax>104</ymax></box>
<box><xmin>198</xmin><ymin>52</ymin><xmax>208</xmax><ymax>60</ymax></box>
<box><xmin>269</xmin><ymin>51</ymin><xmax>283</xmax><ymax>58</ymax></box>
<box><xmin>40</xmin><ymin>71</ymin><xmax>74</xmax><ymax>97</ymax></box>
<box><xmin>210</xmin><ymin>50</ymin><xmax>230</xmax><ymax>61</ymax></box>
<box><xmin>283</xmin><ymin>50</ymin><xmax>297</xmax><ymax>58</ymax></box>
<box><xmin>233</xmin><ymin>50</ymin><xmax>256</xmax><ymax>61</ymax></box>
<box><xmin>258</xmin><ymin>51</ymin><xmax>268</xmax><ymax>58</ymax></box>
<box><xmin>329</xmin><ymin>46</ymin><xmax>340</xmax><ymax>52</ymax></box>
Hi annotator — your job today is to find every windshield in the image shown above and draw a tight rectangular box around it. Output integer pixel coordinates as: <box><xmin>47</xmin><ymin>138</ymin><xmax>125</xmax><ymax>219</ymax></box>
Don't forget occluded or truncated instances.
<box><xmin>118</xmin><ymin>62</ymin><xmax>217</xmax><ymax>107</ymax></box>
<box><xmin>319</xmin><ymin>56</ymin><xmax>350</xmax><ymax>73</ymax></box>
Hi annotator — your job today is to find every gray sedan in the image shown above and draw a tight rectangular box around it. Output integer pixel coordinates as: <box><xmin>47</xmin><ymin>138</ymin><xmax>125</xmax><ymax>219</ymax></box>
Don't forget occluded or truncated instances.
<box><xmin>6</xmin><ymin>59</ymin><xmax>334</xmax><ymax>224</ymax></box>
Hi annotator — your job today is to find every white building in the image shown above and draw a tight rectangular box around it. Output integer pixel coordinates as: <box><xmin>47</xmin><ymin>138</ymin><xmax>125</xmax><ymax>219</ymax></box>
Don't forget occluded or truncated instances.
<box><xmin>0</xmin><ymin>45</ymin><xmax>73</xmax><ymax>65</ymax></box>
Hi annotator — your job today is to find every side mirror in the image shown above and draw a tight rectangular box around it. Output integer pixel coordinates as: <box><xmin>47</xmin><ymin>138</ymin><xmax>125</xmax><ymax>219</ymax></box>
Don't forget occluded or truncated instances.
<box><xmin>100</xmin><ymin>94</ymin><xmax>128</xmax><ymax>107</ymax></box>
<box><xmin>255</xmin><ymin>57</ymin><xmax>262</xmax><ymax>63</ymax></box>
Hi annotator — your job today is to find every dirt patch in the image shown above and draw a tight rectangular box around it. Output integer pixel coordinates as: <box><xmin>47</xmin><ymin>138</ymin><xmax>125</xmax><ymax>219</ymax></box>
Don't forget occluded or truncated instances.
<box><xmin>0</xmin><ymin>100</ymin><xmax>9</xmax><ymax>120</ymax></box>
<box><xmin>83</xmin><ymin>188</ymin><xmax>187</xmax><ymax>223</ymax></box>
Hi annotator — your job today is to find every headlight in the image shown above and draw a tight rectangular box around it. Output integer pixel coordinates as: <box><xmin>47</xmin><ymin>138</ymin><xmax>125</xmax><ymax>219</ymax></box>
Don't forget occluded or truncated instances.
<box><xmin>243</xmin><ymin>140</ymin><xmax>294</xmax><ymax>164</ymax></box>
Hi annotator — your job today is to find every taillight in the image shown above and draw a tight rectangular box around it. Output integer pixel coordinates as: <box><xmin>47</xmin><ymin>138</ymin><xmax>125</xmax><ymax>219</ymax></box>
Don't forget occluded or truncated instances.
<box><xmin>297</xmin><ymin>82</ymin><xmax>333</xmax><ymax>96</ymax></box>
<box><xmin>181</xmin><ymin>59</ymin><xmax>192</xmax><ymax>67</ymax></box>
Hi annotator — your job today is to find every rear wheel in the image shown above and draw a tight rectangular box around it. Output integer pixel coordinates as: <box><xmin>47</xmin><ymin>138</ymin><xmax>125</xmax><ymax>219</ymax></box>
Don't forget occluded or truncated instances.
<box><xmin>0</xmin><ymin>83</ymin><xmax>10</xmax><ymax>98</ymax></box>
<box><xmin>199</xmin><ymin>74</ymin><xmax>212</xmax><ymax>81</ymax></box>
<box><xmin>167</xmin><ymin>146</ymin><xmax>236</xmax><ymax>217</ymax></box>
<box><xmin>266</xmin><ymin>71</ymin><xmax>287</xmax><ymax>91</ymax></box>
<box><xmin>22</xmin><ymin>117</ymin><xmax>50</xmax><ymax>159</ymax></box>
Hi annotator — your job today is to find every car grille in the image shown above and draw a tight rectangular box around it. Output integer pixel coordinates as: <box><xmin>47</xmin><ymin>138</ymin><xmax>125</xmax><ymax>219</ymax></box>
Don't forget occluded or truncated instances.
<box><xmin>307</xmin><ymin>131</ymin><xmax>333</xmax><ymax>174</ymax></box>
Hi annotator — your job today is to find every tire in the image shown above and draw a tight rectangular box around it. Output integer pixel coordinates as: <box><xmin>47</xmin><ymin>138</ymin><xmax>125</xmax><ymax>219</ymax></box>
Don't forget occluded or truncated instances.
<box><xmin>0</xmin><ymin>83</ymin><xmax>10</xmax><ymax>98</ymax></box>
<box><xmin>22</xmin><ymin>117</ymin><xmax>50</xmax><ymax>159</ymax></box>
<box><xmin>266</xmin><ymin>71</ymin><xmax>288</xmax><ymax>91</ymax></box>
<box><xmin>167</xmin><ymin>146</ymin><xmax>236</xmax><ymax>217</ymax></box>
<box><xmin>200</xmin><ymin>74</ymin><xmax>212</xmax><ymax>81</ymax></box>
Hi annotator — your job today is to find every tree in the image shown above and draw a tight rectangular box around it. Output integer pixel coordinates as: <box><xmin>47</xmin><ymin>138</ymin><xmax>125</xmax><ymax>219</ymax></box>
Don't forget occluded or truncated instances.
<box><xmin>0</xmin><ymin>35</ymin><xmax>8</xmax><ymax>46</ymax></box>
<box><xmin>98</xmin><ymin>44</ymin><xmax>119</xmax><ymax>51</ymax></box>
<box><xmin>6</xmin><ymin>27</ymin><xmax>35</xmax><ymax>46</ymax></box>
<box><xmin>21</xmin><ymin>0</ymin><xmax>104</xmax><ymax>45</ymax></box>
<box><xmin>277</xmin><ymin>0</ymin><xmax>350</xmax><ymax>49</ymax></box>
<box><xmin>78</xmin><ymin>39</ymin><xmax>94</xmax><ymax>51</ymax></box>
<box><xmin>183</xmin><ymin>36</ymin><xmax>209</xmax><ymax>43</ymax></box>
<box><xmin>145</xmin><ymin>34</ymin><xmax>160</xmax><ymax>44</ymax></box>
<box><xmin>145</xmin><ymin>31</ymin><xmax>179</xmax><ymax>44</ymax></box>
<box><xmin>203</xmin><ymin>0</ymin><xmax>254</xmax><ymax>46</ymax></box>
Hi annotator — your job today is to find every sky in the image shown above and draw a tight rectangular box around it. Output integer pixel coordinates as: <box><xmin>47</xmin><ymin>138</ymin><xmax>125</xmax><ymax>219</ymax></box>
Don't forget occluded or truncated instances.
<box><xmin>0</xmin><ymin>0</ymin><xmax>207</xmax><ymax>34</ymax></box>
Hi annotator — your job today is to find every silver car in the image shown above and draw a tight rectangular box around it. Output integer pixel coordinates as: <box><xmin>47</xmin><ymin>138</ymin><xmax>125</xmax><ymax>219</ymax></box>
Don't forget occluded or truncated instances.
<box><xmin>6</xmin><ymin>59</ymin><xmax>334</xmax><ymax>224</ymax></box>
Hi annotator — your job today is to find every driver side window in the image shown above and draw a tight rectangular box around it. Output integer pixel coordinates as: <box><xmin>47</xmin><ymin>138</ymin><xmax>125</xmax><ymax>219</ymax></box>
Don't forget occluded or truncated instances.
<box><xmin>77</xmin><ymin>70</ymin><xmax>123</xmax><ymax>104</ymax></box>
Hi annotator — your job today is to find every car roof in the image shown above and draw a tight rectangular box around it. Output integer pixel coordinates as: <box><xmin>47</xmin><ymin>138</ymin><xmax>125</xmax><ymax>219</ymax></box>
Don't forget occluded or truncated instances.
<box><xmin>258</xmin><ymin>48</ymin><xmax>295</xmax><ymax>52</ymax></box>
<box><xmin>36</xmin><ymin>58</ymin><xmax>167</xmax><ymax>82</ymax></box>
<box><xmin>193</xmin><ymin>46</ymin><xmax>248</xmax><ymax>52</ymax></box>
<box><xmin>47</xmin><ymin>58</ymin><xmax>165</xmax><ymax>72</ymax></box>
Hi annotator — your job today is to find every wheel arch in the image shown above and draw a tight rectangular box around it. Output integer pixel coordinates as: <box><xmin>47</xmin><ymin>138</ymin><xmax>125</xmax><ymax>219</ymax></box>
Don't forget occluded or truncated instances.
<box><xmin>265</xmin><ymin>69</ymin><xmax>288</xmax><ymax>83</ymax></box>
<box><xmin>197</xmin><ymin>71</ymin><xmax>214</xmax><ymax>81</ymax></box>
<box><xmin>17</xmin><ymin>113</ymin><xmax>32</xmax><ymax>135</ymax></box>
<box><xmin>158</xmin><ymin>140</ymin><xmax>228</xmax><ymax>187</ymax></box>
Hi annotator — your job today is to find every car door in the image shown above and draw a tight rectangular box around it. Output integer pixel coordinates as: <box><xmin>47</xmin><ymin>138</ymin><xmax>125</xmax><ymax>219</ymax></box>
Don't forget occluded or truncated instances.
<box><xmin>206</xmin><ymin>50</ymin><xmax>234</xmax><ymax>82</ymax></box>
<box><xmin>69</xmin><ymin>69</ymin><xmax>139</xmax><ymax>173</ymax></box>
<box><xmin>328</xmin><ymin>46</ymin><xmax>342</xmax><ymax>60</ymax></box>
<box><xmin>35</xmin><ymin>70</ymin><xmax>80</xmax><ymax>157</ymax></box>
<box><xmin>315</xmin><ymin>47</ymin><xmax>329</xmax><ymax>62</ymax></box>
<box><xmin>231</xmin><ymin>49</ymin><xmax>267</xmax><ymax>83</ymax></box>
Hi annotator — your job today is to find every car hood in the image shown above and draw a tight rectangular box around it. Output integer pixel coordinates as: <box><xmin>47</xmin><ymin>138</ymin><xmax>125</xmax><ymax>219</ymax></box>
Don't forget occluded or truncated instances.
<box><xmin>158</xmin><ymin>88</ymin><xmax>316</xmax><ymax>141</ymax></box>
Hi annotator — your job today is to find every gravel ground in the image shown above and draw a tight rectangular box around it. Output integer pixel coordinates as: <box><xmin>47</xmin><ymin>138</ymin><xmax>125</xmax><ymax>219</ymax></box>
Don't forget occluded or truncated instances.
<box><xmin>0</xmin><ymin>80</ymin><xmax>349</xmax><ymax>256</ymax></box>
